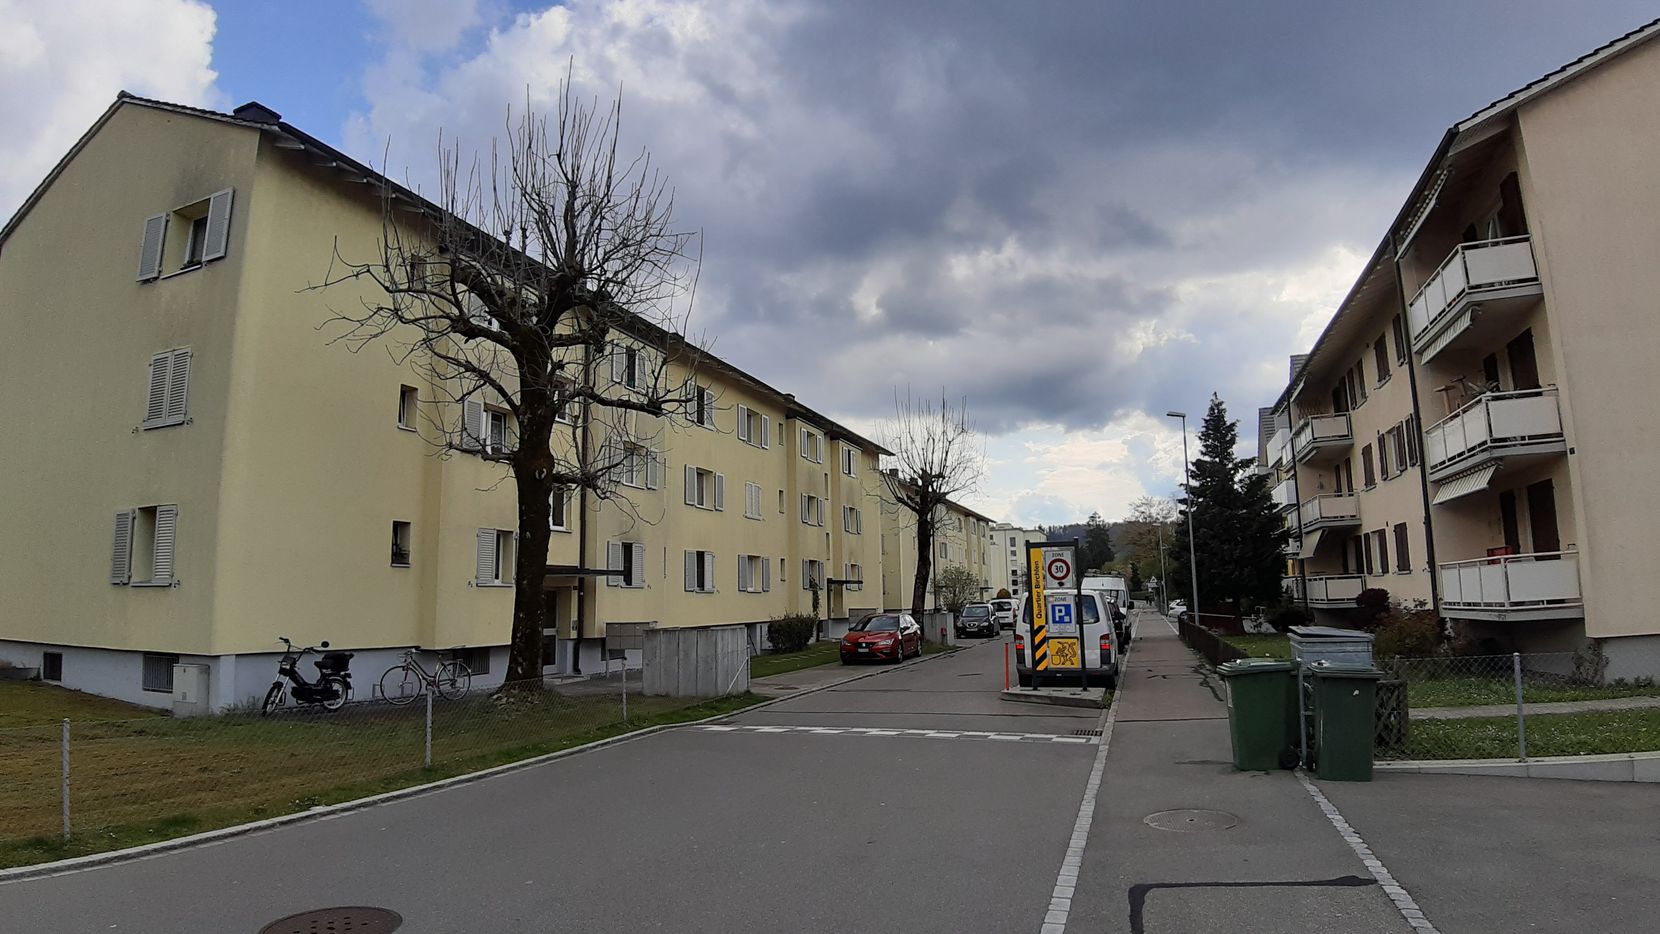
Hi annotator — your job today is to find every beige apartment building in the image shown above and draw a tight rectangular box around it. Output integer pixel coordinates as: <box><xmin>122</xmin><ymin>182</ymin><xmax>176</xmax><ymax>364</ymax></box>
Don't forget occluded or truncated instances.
<box><xmin>986</xmin><ymin>522</ymin><xmax>1046</xmax><ymax>596</ymax></box>
<box><xmin>878</xmin><ymin>486</ymin><xmax>994</xmax><ymax>614</ymax></box>
<box><xmin>1267</xmin><ymin>20</ymin><xmax>1660</xmax><ymax>673</ymax></box>
<box><xmin>0</xmin><ymin>94</ymin><xmax>896</xmax><ymax>708</ymax></box>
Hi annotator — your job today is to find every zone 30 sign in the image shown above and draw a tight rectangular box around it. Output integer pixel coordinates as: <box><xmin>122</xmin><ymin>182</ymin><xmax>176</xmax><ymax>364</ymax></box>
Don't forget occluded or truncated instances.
<box><xmin>1028</xmin><ymin>541</ymin><xmax>1082</xmax><ymax>672</ymax></box>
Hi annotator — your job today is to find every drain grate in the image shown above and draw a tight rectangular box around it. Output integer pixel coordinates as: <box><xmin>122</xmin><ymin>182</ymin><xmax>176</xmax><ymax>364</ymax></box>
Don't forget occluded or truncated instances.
<box><xmin>259</xmin><ymin>907</ymin><xmax>403</xmax><ymax>934</ymax></box>
<box><xmin>1070</xmin><ymin>728</ymin><xmax>1103</xmax><ymax>737</ymax></box>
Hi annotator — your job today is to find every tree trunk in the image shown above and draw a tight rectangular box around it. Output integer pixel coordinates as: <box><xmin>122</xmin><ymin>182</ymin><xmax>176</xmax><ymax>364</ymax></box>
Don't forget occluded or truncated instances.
<box><xmin>506</xmin><ymin>469</ymin><xmax>554</xmax><ymax>686</ymax></box>
<box><xmin>910</xmin><ymin>514</ymin><xmax>933</xmax><ymax>621</ymax></box>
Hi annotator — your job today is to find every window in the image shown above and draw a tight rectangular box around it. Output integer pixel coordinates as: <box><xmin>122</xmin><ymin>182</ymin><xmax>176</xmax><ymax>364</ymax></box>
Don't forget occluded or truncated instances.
<box><xmin>843</xmin><ymin>505</ymin><xmax>863</xmax><ymax>534</ymax></box>
<box><xmin>397</xmin><ymin>386</ymin><xmax>418</xmax><ymax>430</ymax></box>
<box><xmin>391</xmin><ymin>521</ymin><xmax>412</xmax><ymax>567</ymax></box>
<box><xmin>684</xmin><ymin>550</ymin><xmax>717</xmax><ymax>593</ymax></box>
<box><xmin>736</xmin><ymin>405</ymin><xmax>771</xmax><ymax>448</ymax></box>
<box><xmin>684</xmin><ymin>466</ymin><xmax>726</xmax><ymax>511</ymax></box>
<box><xmin>800</xmin><ymin>428</ymin><xmax>823</xmax><ymax>463</ymax></box>
<box><xmin>687</xmin><ymin>384</ymin><xmax>717</xmax><ymax>429</ymax></box>
<box><xmin>476</xmin><ymin>528</ymin><xmax>515</xmax><ymax>585</ymax></box>
<box><xmin>1371</xmin><ymin>529</ymin><xmax>1390</xmax><ymax>578</ymax></box>
<box><xmin>142</xmin><ymin>653</ymin><xmax>180</xmax><ymax>693</ymax></box>
<box><xmin>1405</xmin><ymin>415</ymin><xmax>1420</xmax><ymax>467</ymax></box>
<box><xmin>1362</xmin><ymin>533</ymin><xmax>1375</xmax><ymax>576</ymax></box>
<box><xmin>845</xmin><ymin>563</ymin><xmax>864</xmax><ymax>591</ymax></box>
<box><xmin>1373</xmin><ymin>336</ymin><xmax>1389</xmax><ymax>384</ymax></box>
<box><xmin>802</xmin><ymin>559</ymin><xmax>823</xmax><ymax>591</ymax></box>
<box><xmin>1361</xmin><ymin>445</ymin><xmax>1376</xmax><ymax>488</ymax></box>
<box><xmin>452</xmin><ymin>647</ymin><xmax>490</xmax><ymax>675</ymax></box>
<box><xmin>800</xmin><ymin>493</ymin><xmax>824</xmax><ymax>526</ymax></box>
<box><xmin>42</xmin><ymin>652</ymin><xmax>63</xmax><ymax>682</ymax></box>
<box><xmin>1351</xmin><ymin>360</ymin><xmax>1367</xmax><ymax>404</ymax></box>
<box><xmin>142</xmin><ymin>348</ymin><xmax>192</xmax><ymax>429</ymax></box>
<box><xmin>486</xmin><ymin>409</ymin><xmax>511</xmax><ymax>455</ymax></box>
<box><xmin>461</xmin><ymin>401</ymin><xmax>514</xmax><ymax>456</ymax></box>
<box><xmin>738</xmin><ymin>554</ymin><xmax>771</xmax><ymax>593</ymax></box>
<box><xmin>1393</xmin><ymin>523</ymin><xmax>1411</xmax><ymax>573</ymax></box>
<box><xmin>136</xmin><ymin>187</ymin><xmax>233</xmax><ymax>281</ymax></box>
<box><xmin>744</xmin><ymin>481</ymin><xmax>763</xmax><ymax>520</ymax></box>
<box><xmin>610</xmin><ymin>343</ymin><xmax>645</xmax><ymax>390</ymax></box>
<box><xmin>111</xmin><ymin>505</ymin><xmax>177</xmax><ymax>586</ymax></box>
<box><xmin>1391</xmin><ymin>427</ymin><xmax>1409</xmax><ymax>478</ymax></box>
<box><xmin>550</xmin><ymin>487</ymin><xmax>570</xmax><ymax>531</ymax></box>
<box><xmin>780</xmin><ymin>557</ymin><xmax>788</xmax><ymax>583</ymax></box>
<box><xmin>1376</xmin><ymin>432</ymin><xmax>1391</xmax><ymax>479</ymax></box>
<box><xmin>1391</xmin><ymin>314</ymin><xmax>1408</xmax><ymax>365</ymax></box>
<box><xmin>618</xmin><ymin>442</ymin><xmax>660</xmax><ymax>490</ymax></box>
<box><xmin>840</xmin><ymin>445</ymin><xmax>858</xmax><ymax>477</ymax></box>
<box><xmin>606</xmin><ymin>541</ymin><xmax>647</xmax><ymax>588</ymax></box>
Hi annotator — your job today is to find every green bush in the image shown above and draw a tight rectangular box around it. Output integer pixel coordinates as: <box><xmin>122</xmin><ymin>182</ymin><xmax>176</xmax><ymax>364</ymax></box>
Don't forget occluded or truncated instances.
<box><xmin>1266</xmin><ymin>604</ymin><xmax>1312</xmax><ymax>633</ymax></box>
<box><xmin>767</xmin><ymin>614</ymin><xmax>818</xmax><ymax>653</ymax></box>
<box><xmin>1374</xmin><ymin>610</ymin><xmax>1441</xmax><ymax>659</ymax></box>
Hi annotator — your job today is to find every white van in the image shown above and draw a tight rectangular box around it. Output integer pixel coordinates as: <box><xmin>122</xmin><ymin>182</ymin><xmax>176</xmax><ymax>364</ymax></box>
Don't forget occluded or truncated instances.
<box><xmin>1082</xmin><ymin>575</ymin><xmax>1133</xmax><ymax>644</ymax></box>
<box><xmin>1013</xmin><ymin>591</ymin><xmax>1121</xmax><ymax>689</ymax></box>
<box><xmin>989</xmin><ymin>597</ymin><xmax>1018</xmax><ymax>630</ymax></box>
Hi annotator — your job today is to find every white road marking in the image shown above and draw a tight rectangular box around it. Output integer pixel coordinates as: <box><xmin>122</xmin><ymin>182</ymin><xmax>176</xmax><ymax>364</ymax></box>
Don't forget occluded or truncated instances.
<box><xmin>690</xmin><ymin>724</ymin><xmax>1094</xmax><ymax>745</ymax></box>
<box><xmin>1298</xmin><ymin>772</ymin><xmax>1441</xmax><ymax>933</ymax></box>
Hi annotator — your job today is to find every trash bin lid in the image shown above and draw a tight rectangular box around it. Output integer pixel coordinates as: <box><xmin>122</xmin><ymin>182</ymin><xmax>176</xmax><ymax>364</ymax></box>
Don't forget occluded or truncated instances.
<box><xmin>1309</xmin><ymin>659</ymin><xmax>1384</xmax><ymax>679</ymax></box>
<box><xmin>1288</xmin><ymin>626</ymin><xmax>1375</xmax><ymax>641</ymax></box>
<box><xmin>1218</xmin><ymin>658</ymin><xmax>1296</xmax><ymax>676</ymax></box>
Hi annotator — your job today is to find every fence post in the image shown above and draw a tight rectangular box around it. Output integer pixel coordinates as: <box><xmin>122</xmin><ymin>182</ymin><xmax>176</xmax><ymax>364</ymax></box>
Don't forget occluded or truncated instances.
<box><xmin>424</xmin><ymin>687</ymin><xmax>433</xmax><ymax>769</ymax></box>
<box><xmin>1513</xmin><ymin>652</ymin><xmax>1528</xmax><ymax>763</ymax></box>
<box><xmin>60</xmin><ymin>718</ymin><xmax>70</xmax><ymax>842</ymax></box>
<box><xmin>621</xmin><ymin>661</ymin><xmax>629</xmax><ymax>722</ymax></box>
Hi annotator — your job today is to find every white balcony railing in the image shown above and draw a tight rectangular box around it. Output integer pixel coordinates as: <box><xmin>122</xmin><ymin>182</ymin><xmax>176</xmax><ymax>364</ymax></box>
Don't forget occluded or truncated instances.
<box><xmin>1272</xmin><ymin>476</ymin><xmax>1297</xmax><ymax>511</ymax></box>
<box><xmin>1407</xmin><ymin>236</ymin><xmax>1541</xmax><ymax>347</ymax></box>
<box><xmin>1423</xmin><ymin>388</ymin><xmax>1564</xmax><ymax>478</ymax></box>
<box><xmin>1269</xmin><ymin>427</ymin><xmax>1292</xmax><ymax>469</ymax></box>
<box><xmin>1298</xmin><ymin>493</ymin><xmax>1359</xmax><ymax>529</ymax></box>
<box><xmin>1292</xmin><ymin>413</ymin><xmax>1353</xmax><ymax>462</ymax></box>
<box><xmin>1304</xmin><ymin>574</ymin><xmax>1366</xmax><ymax>607</ymax></box>
<box><xmin>1440</xmin><ymin>551</ymin><xmax>1582</xmax><ymax>614</ymax></box>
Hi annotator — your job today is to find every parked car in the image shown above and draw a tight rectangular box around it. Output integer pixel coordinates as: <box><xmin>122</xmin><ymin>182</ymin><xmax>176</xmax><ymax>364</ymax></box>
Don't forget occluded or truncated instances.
<box><xmin>1013</xmin><ymin>591</ymin><xmax>1121</xmax><ymax>689</ymax></box>
<box><xmin>955</xmin><ymin>603</ymin><xmax>998</xmax><ymax>638</ymax></box>
<box><xmin>990</xmin><ymin>598</ymin><xmax>1018</xmax><ymax>630</ymax></box>
<box><xmin>840</xmin><ymin>613</ymin><xmax>922</xmax><ymax>664</ymax></box>
<box><xmin>1167</xmin><ymin>599</ymin><xmax>1188</xmax><ymax>619</ymax></box>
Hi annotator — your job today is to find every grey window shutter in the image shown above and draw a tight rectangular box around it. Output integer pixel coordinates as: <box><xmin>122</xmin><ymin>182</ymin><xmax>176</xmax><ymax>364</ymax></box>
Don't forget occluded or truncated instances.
<box><xmin>702</xmin><ymin>390</ymin><xmax>716</xmax><ymax>427</ymax></box>
<box><xmin>462</xmin><ymin>400</ymin><xmax>484</xmax><ymax>450</ymax></box>
<box><xmin>202</xmin><ymin>188</ymin><xmax>234</xmax><ymax>261</ymax></box>
<box><xmin>151</xmin><ymin>505</ymin><xmax>178</xmax><ymax>583</ymax></box>
<box><xmin>737</xmin><ymin>405</ymin><xmax>750</xmax><ymax>442</ymax></box>
<box><xmin>110</xmin><ymin>511</ymin><xmax>135</xmax><ymax>584</ymax></box>
<box><xmin>684</xmin><ymin>550</ymin><xmax>697</xmax><ymax>592</ymax></box>
<box><xmin>165</xmin><ymin>348</ymin><xmax>191</xmax><ymax>425</ymax></box>
<box><xmin>610</xmin><ymin>343</ymin><xmax>625</xmax><ymax>383</ymax></box>
<box><xmin>800</xmin><ymin>493</ymin><xmax>809</xmax><ymax>523</ymax></box>
<box><xmin>646</xmin><ymin>450</ymin><xmax>662</xmax><ymax>490</ymax></box>
<box><xmin>738</xmin><ymin>554</ymin><xmax>751</xmax><ymax>592</ymax></box>
<box><xmin>802</xmin><ymin>559</ymin><xmax>810</xmax><ymax>589</ymax></box>
<box><xmin>606</xmin><ymin>541</ymin><xmax>623</xmax><ymax>587</ymax></box>
<box><xmin>685</xmin><ymin>465</ymin><xmax>698</xmax><ymax>505</ymax></box>
<box><xmin>702</xmin><ymin>552</ymin><xmax>716</xmax><ymax>592</ymax></box>
<box><xmin>630</xmin><ymin>543</ymin><xmax>646</xmax><ymax>587</ymax></box>
<box><xmin>136</xmin><ymin>213</ymin><xmax>168</xmax><ymax>281</ymax></box>
<box><xmin>144</xmin><ymin>352</ymin><xmax>170</xmax><ymax>426</ymax></box>
<box><xmin>762</xmin><ymin>558</ymin><xmax>771</xmax><ymax>592</ymax></box>
<box><xmin>476</xmin><ymin>529</ymin><xmax>497</xmax><ymax>583</ymax></box>
<box><xmin>761</xmin><ymin>415</ymin><xmax>770</xmax><ymax>449</ymax></box>
<box><xmin>714</xmin><ymin>474</ymin><xmax>725</xmax><ymax>512</ymax></box>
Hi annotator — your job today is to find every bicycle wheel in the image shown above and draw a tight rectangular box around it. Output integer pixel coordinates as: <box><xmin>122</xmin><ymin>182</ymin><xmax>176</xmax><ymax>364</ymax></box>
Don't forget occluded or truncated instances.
<box><xmin>434</xmin><ymin>661</ymin><xmax>472</xmax><ymax>700</ymax></box>
<box><xmin>260</xmin><ymin>682</ymin><xmax>284</xmax><ymax>716</ymax></box>
<box><xmin>379</xmin><ymin>664</ymin><xmax>421</xmax><ymax>706</ymax></box>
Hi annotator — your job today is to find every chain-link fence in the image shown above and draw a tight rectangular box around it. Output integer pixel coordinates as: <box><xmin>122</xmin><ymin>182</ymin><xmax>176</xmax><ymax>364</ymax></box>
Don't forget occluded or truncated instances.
<box><xmin>1373</xmin><ymin>650</ymin><xmax>1660</xmax><ymax>762</ymax></box>
<box><xmin>0</xmin><ymin>669</ymin><xmax>719</xmax><ymax>863</ymax></box>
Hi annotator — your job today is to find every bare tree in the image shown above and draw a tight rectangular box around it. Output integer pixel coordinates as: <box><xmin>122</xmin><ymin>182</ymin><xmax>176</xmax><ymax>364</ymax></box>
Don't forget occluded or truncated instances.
<box><xmin>879</xmin><ymin>392</ymin><xmax>983</xmax><ymax>620</ymax></box>
<box><xmin>315</xmin><ymin>80</ymin><xmax>700</xmax><ymax>684</ymax></box>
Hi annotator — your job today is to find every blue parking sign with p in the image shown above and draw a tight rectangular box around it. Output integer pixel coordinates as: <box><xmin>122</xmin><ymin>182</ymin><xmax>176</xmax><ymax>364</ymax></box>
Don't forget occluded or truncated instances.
<box><xmin>1050</xmin><ymin>603</ymin><xmax>1073</xmax><ymax>626</ymax></box>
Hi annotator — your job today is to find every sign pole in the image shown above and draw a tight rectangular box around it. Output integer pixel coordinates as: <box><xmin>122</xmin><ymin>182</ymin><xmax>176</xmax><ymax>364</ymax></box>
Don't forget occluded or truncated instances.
<box><xmin>1028</xmin><ymin>544</ymin><xmax>1046</xmax><ymax>691</ymax></box>
<box><xmin>1075</xmin><ymin>537</ymin><xmax>1085</xmax><ymax>693</ymax></box>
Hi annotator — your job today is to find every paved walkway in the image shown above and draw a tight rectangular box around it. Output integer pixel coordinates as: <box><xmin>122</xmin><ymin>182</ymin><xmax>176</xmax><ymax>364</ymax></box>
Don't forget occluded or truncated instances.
<box><xmin>1413</xmin><ymin>693</ymin><xmax>1660</xmax><ymax>720</ymax></box>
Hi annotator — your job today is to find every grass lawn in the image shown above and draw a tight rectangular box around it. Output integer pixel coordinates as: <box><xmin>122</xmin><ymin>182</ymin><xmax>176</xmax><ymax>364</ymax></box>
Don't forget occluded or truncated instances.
<box><xmin>0</xmin><ymin>680</ymin><xmax>166</xmax><ymax>728</ymax></box>
<box><xmin>749</xmin><ymin>640</ymin><xmax>842</xmax><ymax>679</ymax></box>
<box><xmin>0</xmin><ymin>691</ymin><xmax>762</xmax><ymax>869</ymax></box>
<box><xmin>1222</xmin><ymin>634</ymin><xmax>1292</xmax><ymax>659</ymax></box>
<box><xmin>1383</xmin><ymin>707</ymin><xmax>1660</xmax><ymax>760</ymax></box>
<box><xmin>1403</xmin><ymin>675</ymin><xmax>1660</xmax><ymax>709</ymax></box>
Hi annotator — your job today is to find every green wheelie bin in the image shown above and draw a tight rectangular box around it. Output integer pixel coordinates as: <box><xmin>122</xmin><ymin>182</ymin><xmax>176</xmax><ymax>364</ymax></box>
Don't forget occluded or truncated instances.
<box><xmin>1217</xmin><ymin>658</ymin><xmax>1298</xmax><ymax>771</ymax></box>
<box><xmin>1309</xmin><ymin>660</ymin><xmax>1384</xmax><ymax>781</ymax></box>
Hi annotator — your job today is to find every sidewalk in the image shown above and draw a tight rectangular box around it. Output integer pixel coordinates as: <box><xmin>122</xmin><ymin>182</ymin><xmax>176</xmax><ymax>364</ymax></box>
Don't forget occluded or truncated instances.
<box><xmin>1065</xmin><ymin>613</ymin><xmax>1409</xmax><ymax>932</ymax></box>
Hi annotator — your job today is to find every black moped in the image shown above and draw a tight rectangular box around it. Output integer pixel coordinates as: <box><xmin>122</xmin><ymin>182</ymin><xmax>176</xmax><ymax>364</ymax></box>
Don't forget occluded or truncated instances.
<box><xmin>261</xmin><ymin>637</ymin><xmax>353</xmax><ymax>715</ymax></box>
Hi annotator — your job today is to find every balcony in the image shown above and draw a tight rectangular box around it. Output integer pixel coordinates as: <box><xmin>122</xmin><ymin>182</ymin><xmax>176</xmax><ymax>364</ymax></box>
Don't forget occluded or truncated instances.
<box><xmin>1439</xmin><ymin>551</ymin><xmax>1584</xmax><ymax>622</ymax></box>
<box><xmin>1269</xmin><ymin>427</ymin><xmax>1292</xmax><ymax>469</ymax></box>
<box><xmin>1291</xmin><ymin>574</ymin><xmax>1367</xmax><ymax>608</ymax></box>
<box><xmin>1271</xmin><ymin>475</ymin><xmax>1297</xmax><ymax>512</ymax></box>
<box><xmin>1406</xmin><ymin>236</ymin><xmax>1543</xmax><ymax>363</ymax></box>
<box><xmin>1423</xmin><ymin>388</ymin><xmax>1566</xmax><ymax>484</ymax></box>
<box><xmin>1298</xmin><ymin>493</ymin><xmax>1360</xmax><ymax>532</ymax></box>
<box><xmin>1292</xmin><ymin>413</ymin><xmax>1353</xmax><ymax>464</ymax></box>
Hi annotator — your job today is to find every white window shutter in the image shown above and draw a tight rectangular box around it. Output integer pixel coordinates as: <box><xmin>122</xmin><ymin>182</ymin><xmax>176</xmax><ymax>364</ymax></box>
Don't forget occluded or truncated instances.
<box><xmin>144</xmin><ymin>352</ymin><xmax>170</xmax><ymax>426</ymax></box>
<box><xmin>737</xmin><ymin>405</ymin><xmax>750</xmax><ymax>442</ymax></box>
<box><xmin>151</xmin><ymin>505</ymin><xmax>178</xmax><ymax>583</ymax></box>
<box><xmin>630</xmin><ymin>543</ymin><xmax>646</xmax><ymax>588</ymax></box>
<box><xmin>843</xmin><ymin>506</ymin><xmax>851</xmax><ymax>532</ymax></box>
<box><xmin>165</xmin><ymin>349</ymin><xmax>191</xmax><ymax>424</ymax></box>
<box><xmin>136</xmin><ymin>214</ymin><xmax>168</xmax><ymax>281</ymax></box>
<box><xmin>739</xmin><ymin>554</ymin><xmax>751</xmax><ymax>593</ymax></box>
<box><xmin>762</xmin><ymin>558</ymin><xmax>772</xmax><ymax>592</ymax></box>
<box><xmin>462</xmin><ymin>400</ymin><xmax>484</xmax><ymax>450</ymax></box>
<box><xmin>684</xmin><ymin>550</ymin><xmax>697</xmax><ymax>592</ymax></box>
<box><xmin>800</xmin><ymin>493</ymin><xmax>809</xmax><ymax>523</ymax></box>
<box><xmin>761</xmin><ymin>415</ymin><xmax>771</xmax><ymax>449</ymax></box>
<box><xmin>702</xmin><ymin>389</ymin><xmax>716</xmax><ymax>427</ymax></box>
<box><xmin>202</xmin><ymin>188</ymin><xmax>234</xmax><ymax>261</ymax></box>
<box><xmin>606</xmin><ymin>541</ymin><xmax>623</xmax><ymax>587</ymax></box>
<box><xmin>685</xmin><ymin>465</ymin><xmax>698</xmax><ymax>506</ymax></box>
<box><xmin>702</xmin><ymin>552</ymin><xmax>716</xmax><ymax>592</ymax></box>
<box><xmin>646</xmin><ymin>451</ymin><xmax>663</xmax><ymax>490</ymax></box>
<box><xmin>610</xmin><ymin>344</ymin><xmax>625</xmax><ymax>383</ymax></box>
<box><xmin>476</xmin><ymin>529</ymin><xmax>497</xmax><ymax>583</ymax></box>
<box><xmin>714</xmin><ymin>474</ymin><xmax>725</xmax><ymax>512</ymax></box>
<box><xmin>802</xmin><ymin>559</ymin><xmax>810</xmax><ymax>589</ymax></box>
<box><xmin>110</xmin><ymin>511</ymin><xmax>135</xmax><ymax>584</ymax></box>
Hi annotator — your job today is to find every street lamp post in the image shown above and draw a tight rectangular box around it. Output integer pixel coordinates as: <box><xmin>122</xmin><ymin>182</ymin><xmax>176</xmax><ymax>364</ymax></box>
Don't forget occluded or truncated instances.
<box><xmin>1167</xmin><ymin>411</ymin><xmax>1200</xmax><ymax>629</ymax></box>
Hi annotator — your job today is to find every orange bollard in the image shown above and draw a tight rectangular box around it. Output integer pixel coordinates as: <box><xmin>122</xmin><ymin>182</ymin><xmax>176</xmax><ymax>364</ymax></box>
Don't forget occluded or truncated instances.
<box><xmin>1004</xmin><ymin>642</ymin><xmax>1011</xmax><ymax>690</ymax></box>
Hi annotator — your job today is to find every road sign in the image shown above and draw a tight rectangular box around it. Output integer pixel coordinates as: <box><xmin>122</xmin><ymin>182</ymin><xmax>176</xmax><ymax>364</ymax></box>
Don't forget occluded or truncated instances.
<box><xmin>1050</xmin><ymin>603</ymin><xmax>1074</xmax><ymax>626</ymax></box>
<box><xmin>1042</xmin><ymin>548</ymin><xmax>1076</xmax><ymax>589</ymax></box>
<box><xmin>1049</xmin><ymin>637</ymin><xmax>1081</xmax><ymax>669</ymax></box>
<box><xmin>1046</xmin><ymin>592</ymin><xmax>1079</xmax><ymax>638</ymax></box>
<box><xmin>1027</xmin><ymin>541</ymin><xmax>1082</xmax><ymax>676</ymax></box>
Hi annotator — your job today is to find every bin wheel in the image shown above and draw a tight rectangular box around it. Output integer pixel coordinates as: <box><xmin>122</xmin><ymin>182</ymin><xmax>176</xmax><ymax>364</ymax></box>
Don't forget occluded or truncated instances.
<box><xmin>1278</xmin><ymin>747</ymin><xmax>1301</xmax><ymax>770</ymax></box>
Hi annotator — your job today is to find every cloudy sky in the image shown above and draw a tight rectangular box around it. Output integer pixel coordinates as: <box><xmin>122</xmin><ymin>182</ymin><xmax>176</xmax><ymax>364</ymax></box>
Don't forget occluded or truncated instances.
<box><xmin>6</xmin><ymin>1</ymin><xmax>1654</xmax><ymax>525</ymax></box>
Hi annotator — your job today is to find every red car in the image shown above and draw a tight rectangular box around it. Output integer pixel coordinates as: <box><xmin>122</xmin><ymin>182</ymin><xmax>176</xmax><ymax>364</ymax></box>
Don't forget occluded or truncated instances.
<box><xmin>840</xmin><ymin>613</ymin><xmax>923</xmax><ymax>664</ymax></box>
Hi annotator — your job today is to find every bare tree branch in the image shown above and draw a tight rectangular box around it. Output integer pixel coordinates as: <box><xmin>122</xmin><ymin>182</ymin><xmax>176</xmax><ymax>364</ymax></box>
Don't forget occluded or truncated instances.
<box><xmin>878</xmin><ymin>390</ymin><xmax>985</xmax><ymax>619</ymax></box>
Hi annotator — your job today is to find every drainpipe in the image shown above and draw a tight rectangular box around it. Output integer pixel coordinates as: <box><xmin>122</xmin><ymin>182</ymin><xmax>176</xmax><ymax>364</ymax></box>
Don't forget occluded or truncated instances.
<box><xmin>1288</xmin><ymin>420</ymin><xmax>1310</xmax><ymax>611</ymax></box>
<box><xmin>1389</xmin><ymin>234</ymin><xmax>1441</xmax><ymax>616</ymax></box>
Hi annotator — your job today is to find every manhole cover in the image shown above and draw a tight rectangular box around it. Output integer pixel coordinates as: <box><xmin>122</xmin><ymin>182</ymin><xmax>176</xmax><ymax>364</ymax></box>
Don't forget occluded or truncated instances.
<box><xmin>258</xmin><ymin>907</ymin><xmax>403</xmax><ymax>934</ymax></box>
<box><xmin>1143</xmin><ymin>809</ymin><xmax>1239</xmax><ymax>832</ymax></box>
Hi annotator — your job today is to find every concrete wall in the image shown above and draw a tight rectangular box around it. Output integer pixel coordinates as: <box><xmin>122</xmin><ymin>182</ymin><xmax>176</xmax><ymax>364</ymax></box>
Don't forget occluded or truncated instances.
<box><xmin>642</xmin><ymin>625</ymin><xmax>749</xmax><ymax>697</ymax></box>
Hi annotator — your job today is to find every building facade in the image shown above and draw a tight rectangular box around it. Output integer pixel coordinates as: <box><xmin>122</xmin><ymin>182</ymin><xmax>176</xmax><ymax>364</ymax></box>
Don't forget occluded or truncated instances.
<box><xmin>986</xmin><ymin>522</ymin><xmax>1046</xmax><ymax>596</ymax></box>
<box><xmin>878</xmin><ymin>488</ymin><xmax>994</xmax><ymax>613</ymax></box>
<box><xmin>0</xmin><ymin>95</ymin><xmax>894</xmax><ymax>708</ymax></box>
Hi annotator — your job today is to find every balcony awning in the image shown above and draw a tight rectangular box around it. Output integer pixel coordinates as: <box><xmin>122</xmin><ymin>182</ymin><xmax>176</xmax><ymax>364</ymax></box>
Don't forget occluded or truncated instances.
<box><xmin>1431</xmin><ymin>464</ymin><xmax>1499</xmax><ymax>505</ymax></box>
<box><xmin>1297</xmin><ymin>528</ymin><xmax>1327</xmax><ymax>559</ymax></box>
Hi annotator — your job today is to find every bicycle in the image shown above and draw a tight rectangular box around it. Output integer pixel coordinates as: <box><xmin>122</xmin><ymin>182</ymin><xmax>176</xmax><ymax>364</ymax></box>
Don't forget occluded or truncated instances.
<box><xmin>377</xmin><ymin>648</ymin><xmax>473</xmax><ymax>705</ymax></box>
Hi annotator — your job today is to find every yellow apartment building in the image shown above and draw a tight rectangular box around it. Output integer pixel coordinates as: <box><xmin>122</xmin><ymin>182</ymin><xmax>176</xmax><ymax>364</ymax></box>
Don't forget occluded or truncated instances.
<box><xmin>1267</xmin><ymin>19</ymin><xmax>1660</xmax><ymax>673</ymax></box>
<box><xmin>878</xmin><ymin>483</ymin><xmax>994</xmax><ymax>615</ymax></box>
<box><xmin>0</xmin><ymin>94</ymin><xmax>893</xmax><ymax>707</ymax></box>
